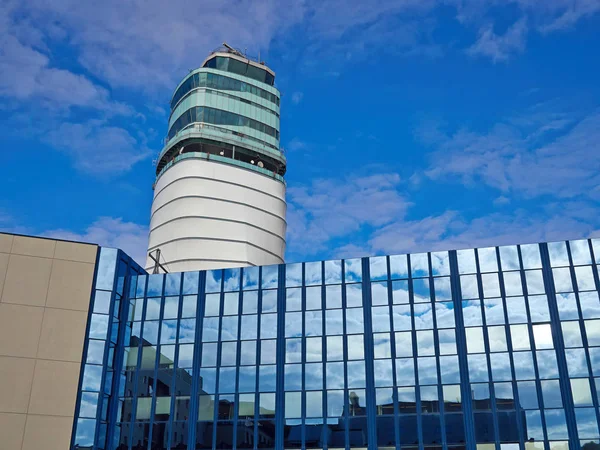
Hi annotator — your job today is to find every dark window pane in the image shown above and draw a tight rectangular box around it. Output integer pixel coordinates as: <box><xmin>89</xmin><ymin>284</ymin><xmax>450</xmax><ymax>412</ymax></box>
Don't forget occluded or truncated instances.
<box><xmin>326</xmin><ymin>421</ymin><xmax>346</xmax><ymax>448</ymax></box>
<box><xmin>237</xmin><ymin>420</ymin><xmax>254</xmax><ymax>449</ymax></box>
<box><xmin>445</xmin><ymin>413</ymin><xmax>465</xmax><ymax>444</ymax></box>
<box><xmin>215</xmin><ymin>421</ymin><xmax>235</xmax><ymax>448</ymax></box>
<box><xmin>195</xmin><ymin>421</ymin><xmax>214</xmax><ymax>449</ymax></box>
<box><xmin>348</xmin><ymin>416</ymin><xmax>369</xmax><ymax>448</ymax></box>
<box><xmin>283</xmin><ymin>421</ymin><xmax>302</xmax><ymax>448</ymax></box>
<box><xmin>497</xmin><ymin>412</ymin><xmax>520</xmax><ymax>442</ymax></box>
<box><xmin>376</xmin><ymin>416</ymin><xmax>396</xmax><ymax>446</ymax></box>
<box><xmin>398</xmin><ymin>415</ymin><xmax>419</xmax><ymax>445</ymax></box>
<box><xmin>131</xmin><ymin>423</ymin><xmax>151</xmax><ymax>449</ymax></box>
<box><xmin>422</xmin><ymin>414</ymin><xmax>442</xmax><ymax>444</ymax></box>
<box><xmin>170</xmin><ymin>421</ymin><xmax>188</xmax><ymax>449</ymax></box>
<box><xmin>473</xmin><ymin>412</ymin><xmax>495</xmax><ymax>443</ymax></box>
<box><xmin>257</xmin><ymin>420</ymin><xmax>276</xmax><ymax>448</ymax></box>
<box><xmin>305</xmin><ymin>423</ymin><xmax>326</xmax><ymax>449</ymax></box>
<box><xmin>150</xmin><ymin>422</ymin><xmax>168</xmax><ymax>450</ymax></box>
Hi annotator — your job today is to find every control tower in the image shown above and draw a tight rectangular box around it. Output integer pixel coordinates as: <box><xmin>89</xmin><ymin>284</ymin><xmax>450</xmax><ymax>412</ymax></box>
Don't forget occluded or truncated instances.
<box><xmin>146</xmin><ymin>44</ymin><xmax>286</xmax><ymax>272</ymax></box>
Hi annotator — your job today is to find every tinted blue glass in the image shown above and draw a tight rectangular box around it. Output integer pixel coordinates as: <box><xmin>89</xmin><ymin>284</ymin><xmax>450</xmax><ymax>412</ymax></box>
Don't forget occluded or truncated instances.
<box><xmin>182</xmin><ymin>271</ymin><xmax>199</xmax><ymax>294</ymax></box>
<box><xmin>445</xmin><ymin>413</ymin><xmax>465</xmax><ymax>443</ymax></box>
<box><xmin>575</xmin><ymin>407</ymin><xmax>600</xmax><ymax>438</ymax></box>
<box><xmin>93</xmin><ymin>290</ymin><xmax>112</xmax><ymax>314</ymax></box>
<box><xmin>497</xmin><ymin>411</ymin><xmax>520</xmax><ymax>441</ymax></box>
<box><xmin>164</xmin><ymin>272</ymin><xmax>181</xmax><ymax>296</ymax></box>
<box><xmin>81</xmin><ymin>240</ymin><xmax>600</xmax><ymax>450</ymax></box>
<box><xmin>75</xmin><ymin>418</ymin><xmax>97</xmax><ymax>447</ymax></box>
<box><xmin>96</xmin><ymin>248</ymin><xmax>118</xmax><ymax>290</ymax></box>
<box><xmin>474</xmin><ymin>412</ymin><xmax>495</xmax><ymax>442</ymax></box>
<box><xmin>399</xmin><ymin>415</ymin><xmax>419</xmax><ymax>444</ymax></box>
<box><xmin>545</xmin><ymin>409</ymin><xmax>569</xmax><ymax>440</ymax></box>
<box><xmin>82</xmin><ymin>365</ymin><xmax>103</xmax><ymax>391</ymax></box>
<box><xmin>517</xmin><ymin>381</ymin><xmax>538</xmax><ymax>409</ymax></box>
<box><xmin>422</xmin><ymin>414</ymin><xmax>442</xmax><ymax>444</ymax></box>
<box><xmin>146</xmin><ymin>274</ymin><xmax>164</xmax><ymax>297</ymax></box>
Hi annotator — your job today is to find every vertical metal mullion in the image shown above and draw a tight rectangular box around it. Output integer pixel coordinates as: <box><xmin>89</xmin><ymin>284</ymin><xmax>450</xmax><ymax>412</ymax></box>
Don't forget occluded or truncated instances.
<box><xmin>448</xmin><ymin>250</ymin><xmax>476</xmax><ymax>450</ymax></box>
<box><xmin>386</xmin><ymin>256</ymin><xmax>401</xmax><ymax>450</ymax></box>
<box><xmin>321</xmin><ymin>262</ymin><xmax>336</xmax><ymax>449</ymax></box>
<box><xmin>93</xmin><ymin>252</ymin><xmax>120</xmax><ymax>450</ymax></box>
<box><xmin>585</xmin><ymin>240</ymin><xmax>600</xmax><ymax>429</ymax></box>
<box><xmin>361</xmin><ymin>257</ymin><xmax>378</xmax><ymax>450</ymax></box>
<box><xmin>129</xmin><ymin>275</ymin><xmax>149</xmax><ymax>449</ymax></box>
<box><xmin>339</xmin><ymin>260</ymin><xmax>347</xmax><ymax>450</ymax></box>
<box><xmin>211</xmin><ymin>271</ymin><xmax>225</xmax><ymax>449</ymax></box>
<box><xmin>166</xmin><ymin>274</ymin><xmax>186</xmax><ymax>450</ymax></box>
<box><xmin>495</xmin><ymin>248</ymin><xmax>526</xmax><ymax>450</ymax></box>
<box><xmin>517</xmin><ymin>245</ymin><xmax>550</xmax><ymax>449</ymax></box>
<box><xmin>539</xmin><ymin>243</ymin><xmax>580</xmax><ymax>448</ymax></box>
<box><xmin>187</xmin><ymin>270</ymin><xmax>205</xmax><ymax>450</ymax></box>
<box><xmin>428</xmin><ymin>253</ymin><xmax>447</xmax><ymax>450</ymax></box>
<box><xmin>407</xmin><ymin>254</ymin><xmax>423</xmax><ymax>450</ymax></box>
<box><xmin>148</xmin><ymin>275</ymin><xmax>167</xmax><ymax>449</ymax></box>
<box><xmin>107</xmin><ymin>256</ymin><xmax>136</xmax><ymax>450</ymax></box>
<box><xmin>473</xmin><ymin>249</ymin><xmax>501</xmax><ymax>448</ymax></box>
<box><xmin>569</xmin><ymin>241</ymin><xmax>600</xmax><ymax>428</ymax></box>
<box><xmin>317</xmin><ymin>265</ymin><xmax>328</xmax><ymax>450</ymax></box>
<box><xmin>299</xmin><ymin>264</ymin><xmax>306</xmax><ymax>450</ymax></box>
<box><xmin>233</xmin><ymin>270</ymin><xmax>244</xmax><ymax>450</ymax></box>
<box><xmin>275</xmin><ymin>264</ymin><xmax>286</xmax><ymax>450</ymax></box>
<box><xmin>254</xmin><ymin>267</ymin><xmax>261</xmax><ymax>450</ymax></box>
<box><xmin>566</xmin><ymin>240</ymin><xmax>600</xmax><ymax>444</ymax></box>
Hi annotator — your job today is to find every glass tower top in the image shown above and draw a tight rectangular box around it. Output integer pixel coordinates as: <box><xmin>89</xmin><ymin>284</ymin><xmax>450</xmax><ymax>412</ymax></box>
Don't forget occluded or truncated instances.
<box><xmin>155</xmin><ymin>46</ymin><xmax>285</xmax><ymax>183</ymax></box>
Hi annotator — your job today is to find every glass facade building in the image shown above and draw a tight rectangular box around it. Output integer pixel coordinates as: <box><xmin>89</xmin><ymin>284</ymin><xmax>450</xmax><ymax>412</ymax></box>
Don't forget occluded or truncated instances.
<box><xmin>71</xmin><ymin>239</ymin><xmax>600</xmax><ymax>450</ymax></box>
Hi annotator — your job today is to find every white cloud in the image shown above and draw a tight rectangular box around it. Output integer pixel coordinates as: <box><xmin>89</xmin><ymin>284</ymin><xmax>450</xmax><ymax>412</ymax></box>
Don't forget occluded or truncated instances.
<box><xmin>286</xmin><ymin>173</ymin><xmax>410</xmax><ymax>257</ymax></box>
<box><xmin>287</xmin><ymin>138</ymin><xmax>306</xmax><ymax>152</ymax></box>
<box><xmin>43</xmin><ymin>120</ymin><xmax>152</xmax><ymax>175</ymax></box>
<box><xmin>451</xmin><ymin>0</ymin><xmax>600</xmax><ymax>32</ymax></box>
<box><xmin>422</xmin><ymin>108</ymin><xmax>600</xmax><ymax>200</ymax></box>
<box><xmin>0</xmin><ymin>3</ymin><xmax>130</xmax><ymax>114</ymax></box>
<box><xmin>286</xmin><ymin>161</ymin><xmax>600</xmax><ymax>262</ymax></box>
<box><xmin>2</xmin><ymin>0</ymin><xmax>597</xmax><ymax>103</ymax></box>
<box><xmin>368</xmin><ymin>206</ymin><xmax>600</xmax><ymax>256</ymax></box>
<box><xmin>15</xmin><ymin>0</ymin><xmax>305</xmax><ymax>91</ymax></box>
<box><xmin>467</xmin><ymin>17</ymin><xmax>528</xmax><ymax>62</ymax></box>
<box><xmin>0</xmin><ymin>34</ymin><xmax>117</xmax><ymax>111</ymax></box>
<box><xmin>291</xmin><ymin>91</ymin><xmax>304</xmax><ymax>104</ymax></box>
<box><xmin>44</xmin><ymin>216</ymin><xmax>149</xmax><ymax>266</ymax></box>
<box><xmin>493</xmin><ymin>196</ymin><xmax>510</xmax><ymax>206</ymax></box>
<box><xmin>518</xmin><ymin>0</ymin><xmax>600</xmax><ymax>32</ymax></box>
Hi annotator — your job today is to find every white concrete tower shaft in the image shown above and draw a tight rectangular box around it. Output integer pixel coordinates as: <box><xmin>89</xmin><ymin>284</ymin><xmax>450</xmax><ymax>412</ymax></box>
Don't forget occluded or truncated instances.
<box><xmin>146</xmin><ymin>47</ymin><xmax>286</xmax><ymax>272</ymax></box>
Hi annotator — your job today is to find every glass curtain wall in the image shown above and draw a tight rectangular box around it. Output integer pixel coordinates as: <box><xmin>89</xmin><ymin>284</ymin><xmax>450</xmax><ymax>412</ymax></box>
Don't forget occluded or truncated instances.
<box><xmin>75</xmin><ymin>239</ymin><xmax>600</xmax><ymax>450</ymax></box>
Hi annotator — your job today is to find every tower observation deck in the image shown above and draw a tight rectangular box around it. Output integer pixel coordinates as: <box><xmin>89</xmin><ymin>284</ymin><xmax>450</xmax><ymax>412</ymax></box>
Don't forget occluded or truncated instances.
<box><xmin>146</xmin><ymin>44</ymin><xmax>287</xmax><ymax>272</ymax></box>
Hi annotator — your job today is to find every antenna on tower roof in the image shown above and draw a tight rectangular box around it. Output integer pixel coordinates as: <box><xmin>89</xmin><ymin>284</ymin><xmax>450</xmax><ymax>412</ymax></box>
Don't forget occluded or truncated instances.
<box><xmin>222</xmin><ymin>42</ymin><xmax>244</xmax><ymax>57</ymax></box>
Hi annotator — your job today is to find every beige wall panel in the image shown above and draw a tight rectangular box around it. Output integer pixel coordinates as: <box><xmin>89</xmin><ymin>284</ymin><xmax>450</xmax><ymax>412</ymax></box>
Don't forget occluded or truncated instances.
<box><xmin>54</xmin><ymin>240</ymin><xmax>97</xmax><ymax>264</ymax></box>
<box><xmin>46</xmin><ymin>259</ymin><xmax>95</xmax><ymax>311</ymax></box>
<box><xmin>0</xmin><ymin>304</ymin><xmax>43</xmax><ymax>358</ymax></box>
<box><xmin>37</xmin><ymin>308</ymin><xmax>87</xmax><ymax>362</ymax></box>
<box><xmin>11</xmin><ymin>236</ymin><xmax>56</xmax><ymax>258</ymax></box>
<box><xmin>0</xmin><ymin>357</ymin><xmax>36</xmax><ymax>413</ymax></box>
<box><xmin>0</xmin><ymin>233</ymin><xmax>14</xmax><ymax>253</ymax></box>
<box><xmin>21</xmin><ymin>414</ymin><xmax>73</xmax><ymax>450</ymax></box>
<box><xmin>1</xmin><ymin>255</ymin><xmax>52</xmax><ymax>306</ymax></box>
<box><xmin>0</xmin><ymin>412</ymin><xmax>27</xmax><ymax>450</ymax></box>
<box><xmin>0</xmin><ymin>252</ymin><xmax>9</xmax><ymax>297</ymax></box>
<box><xmin>28</xmin><ymin>360</ymin><xmax>80</xmax><ymax>417</ymax></box>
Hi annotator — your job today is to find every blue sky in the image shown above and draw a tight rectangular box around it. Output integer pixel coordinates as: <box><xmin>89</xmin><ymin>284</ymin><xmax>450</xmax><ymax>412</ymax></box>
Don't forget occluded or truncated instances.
<box><xmin>1</xmin><ymin>0</ymin><xmax>599</xmax><ymax>265</ymax></box>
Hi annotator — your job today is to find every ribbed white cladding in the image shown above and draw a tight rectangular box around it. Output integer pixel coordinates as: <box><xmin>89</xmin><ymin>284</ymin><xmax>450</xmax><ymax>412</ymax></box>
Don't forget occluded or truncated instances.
<box><xmin>146</xmin><ymin>158</ymin><xmax>286</xmax><ymax>273</ymax></box>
